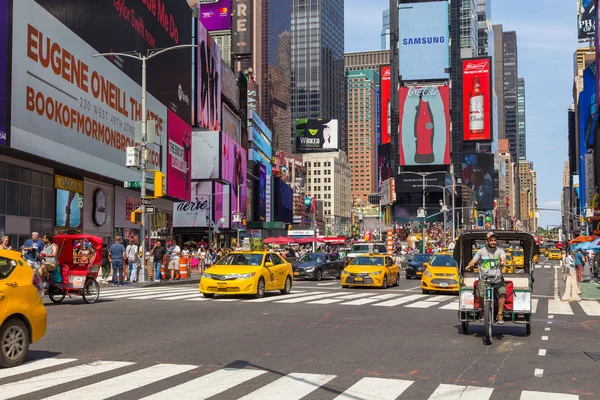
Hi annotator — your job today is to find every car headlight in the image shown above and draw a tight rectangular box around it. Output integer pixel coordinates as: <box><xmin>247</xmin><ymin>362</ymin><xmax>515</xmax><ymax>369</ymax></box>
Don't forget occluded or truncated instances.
<box><xmin>234</xmin><ymin>273</ymin><xmax>255</xmax><ymax>279</ymax></box>
<box><xmin>424</xmin><ymin>270</ymin><xmax>432</xmax><ymax>277</ymax></box>
<box><xmin>342</xmin><ymin>269</ymin><xmax>350</xmax><ymax>275</ymax></box>
<box><xmin>305</xmin><ymin>267</ymin><xmax>314</xmax><ymax>272</ymax></box>
<box><xmin>202</xmin><ymin>273</ymin><xmax>213</xmax><ymax>279</ymax></box>
<box><xmin>370</xmin><ymin>271</ymin><xmax>382</xmax><ymax>276</ymax></box>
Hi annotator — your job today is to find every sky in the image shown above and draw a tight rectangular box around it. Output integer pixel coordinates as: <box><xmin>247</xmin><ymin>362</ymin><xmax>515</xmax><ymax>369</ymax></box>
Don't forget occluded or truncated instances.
<box><xmin>344</xmin><ymin>0</ymin><xmax>578</xmax><ymax>229</ymax></box>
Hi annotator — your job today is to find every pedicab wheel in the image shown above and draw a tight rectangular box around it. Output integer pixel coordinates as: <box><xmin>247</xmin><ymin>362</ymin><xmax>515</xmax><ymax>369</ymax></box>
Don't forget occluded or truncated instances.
<box><xmin>82</xmin><ymin>278</ymin><xmax>100</xmax><ymax>304</ymax></box>
<box><xmin>48</xmin><ymin>289</ymin><xmax>66</xmax><ymax>304</ymax></box>
<box><xmin>202</xmin><ymin>293</ymin><xmax>215</xmax><ymax>298</ymax></box>
<box><xmin>484</xmin><ymin>301</ymin><xmax>493</xmax><ymax>345</ymax></box>
<box><xmin>0</xmin><ymin>318</ymin><xmax>30</xmax><ymax>368</ymax></box>
<box><xmin>461</xmin><ymin>321</ymin><xmax>469</xmax><ymax>334</ymax></box>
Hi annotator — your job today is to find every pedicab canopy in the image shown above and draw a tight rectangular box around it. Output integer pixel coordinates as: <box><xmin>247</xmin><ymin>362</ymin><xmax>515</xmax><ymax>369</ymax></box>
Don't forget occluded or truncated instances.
<box><xmin>452</xmin><ymin>231</ymin><xmax>540</xmax><ymax>273</ymax></box>
<box><xmin>54</xmin><ymin>234</ymin><xmax>103</xmax><ymax>266</ymax></box>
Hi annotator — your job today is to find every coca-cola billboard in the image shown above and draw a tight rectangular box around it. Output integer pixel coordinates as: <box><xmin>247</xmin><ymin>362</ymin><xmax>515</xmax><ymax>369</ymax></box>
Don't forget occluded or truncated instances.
<box><xmin>462</xmin><ymin>57</ymin><xmax>492</xmax><ymax>142</ymax></box>
<box><xmin>379</xmin><ymin>65</ymin><xmax>393</xmax><ymax>183</ymax></box>
<box><xmin>399</xmin><ymin>85</ymin><xmax>450</xmax><ymax>166</ymax></box>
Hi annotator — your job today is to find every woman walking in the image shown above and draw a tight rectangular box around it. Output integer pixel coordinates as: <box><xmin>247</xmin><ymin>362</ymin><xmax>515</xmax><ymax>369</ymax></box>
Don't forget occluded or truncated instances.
<box><xmin>562</xmin><ymin>251</ymin><xmax>581</xmax><ymax>302</ymax></box>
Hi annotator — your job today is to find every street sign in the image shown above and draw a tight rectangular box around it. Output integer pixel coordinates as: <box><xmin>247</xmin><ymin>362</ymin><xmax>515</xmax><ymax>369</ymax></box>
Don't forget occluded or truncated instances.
<box><xmin>126</xmin><ymin>147</ymin><xmax>140</xmax><ymax>168</ymax></box>
<box><xmin>144</xmin><ymin>206</ymin><xmax>156</xmax><ymax>214</ymax></box>
<box><xmin>141</xmin><ymin>198</ymin><xmax>152</xmax><ymax>206</ymax></box>
<box><xmin>124</xmin><ymin>181</ymin><xmax>141</xmax><ymax>189</ymax></box>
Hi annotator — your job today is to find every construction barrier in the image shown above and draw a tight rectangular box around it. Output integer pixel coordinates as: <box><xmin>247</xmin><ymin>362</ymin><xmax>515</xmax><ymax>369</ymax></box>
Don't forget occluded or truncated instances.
<box><xmin>179</xmin><ymin>257</ymin><xmax>189</xmax><ymax>279</ymax></box>
<box><xmin>387</xmin><ymin>229</ymin><xmax>393</xmax><ymax>255</ymax></box>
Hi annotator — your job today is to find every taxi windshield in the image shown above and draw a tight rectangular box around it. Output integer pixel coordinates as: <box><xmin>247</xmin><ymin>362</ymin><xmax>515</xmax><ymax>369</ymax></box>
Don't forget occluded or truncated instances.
<box><xmin>349</xmin><ymin>256</ymin><xmax>384</xmax><ymax>266</ymax></box>
<box><xmin>512</xmin><ymin>251</ymin><xmax>524</xmax><ymax>257</ymax></box>
<box><xmin>299</xmin><ymin>253</ymin><xmax>325</xmax><ymax>263</ymax></box>
<box><xmin>429</xmin><ymin>255</ymin><xmax>457</xmax><ymax>267</ymax></box>
<box><xmin>216</xmin><ymin>253</ymin><xmax>264</xmax><ymax>266</ymax></box>
<box><xmin>549</xmin><ymin>249</ymin><xmax>561</xmax><ymax>254</ymax></box>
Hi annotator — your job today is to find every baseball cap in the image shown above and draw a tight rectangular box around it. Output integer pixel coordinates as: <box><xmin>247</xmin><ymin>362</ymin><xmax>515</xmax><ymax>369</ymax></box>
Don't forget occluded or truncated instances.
<box><xmin>486</xmin><ymin>232</ymin><xmax>498</xmax><ymax>240</ymax></box>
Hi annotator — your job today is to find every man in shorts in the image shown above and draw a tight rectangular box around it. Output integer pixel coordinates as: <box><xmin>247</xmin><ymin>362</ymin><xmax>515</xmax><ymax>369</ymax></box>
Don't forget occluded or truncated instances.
<box><xmin>167</xmin><ymin>239</ymin><xmax>181</xmax><ymax>281</ymax></box>
<box><xmin>466</xmin><ymin>232</ymin><xmax>507</xmax><ymax>324</ymax></box>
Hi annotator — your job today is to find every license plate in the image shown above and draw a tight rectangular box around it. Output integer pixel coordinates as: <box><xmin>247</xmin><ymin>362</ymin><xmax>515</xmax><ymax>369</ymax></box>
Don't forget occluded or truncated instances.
<box><xmin>217</xmin><ymin>282</ymin><xmax>227</xmax><ymax>287</ymax></box>
<box><xmin>294</xmin><ymin>272</ymin><xmax>299</xmax><ymax>276</ymax></box>
<box><xmin>417</xmin><ymin>272</ymin><xmax>423</xmax><ymax>275</ymax></box>
<box><xmin>354</xmin><ymin>277</ymin><xmax>363</xmax><ymax>282</ymax></box>
<box><xmin>72</xmin><ymin>277</ymin><xmax>84</xmax><ymax>288</ymax></box>
<box><xmin>439</xmin><ymin>282</ymin><xmax>449</xmax><ymax>287</ymax></box>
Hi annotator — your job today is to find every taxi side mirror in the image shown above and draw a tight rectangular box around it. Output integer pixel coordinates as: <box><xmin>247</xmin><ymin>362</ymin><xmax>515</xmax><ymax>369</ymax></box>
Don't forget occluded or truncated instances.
<box><xmin>265</xmin><ymin>262</ymin><xmax>274</xmax><ymax>268</ymax></box>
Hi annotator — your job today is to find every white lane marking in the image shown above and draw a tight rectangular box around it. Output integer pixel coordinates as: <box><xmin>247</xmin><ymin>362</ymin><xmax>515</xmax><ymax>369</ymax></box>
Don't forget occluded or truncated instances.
<box><xmin>140</xmin><ymin>368</ymin><xmax>267</xmax><ymax>400</ymax></box>
<box><xmin>579</xmin><ymin>301</ymin><xmax>600</xmax><ymax>316</ymax></box>
<box><xmin>340</xmin><ymin>294</ymin><xmax>401</xmax><ymax>306</ymax></box>
<box><xmin>186</xmin><ymin>297</ymin><xmax>210</xmax><ymax>301</ymax></box>
<box><xmin>427</xmin><ymin>295</ymin><xmax>457</xmax><ymax>302</ymax></box>
<box><xmin>43</xmin><ymin>363</ymin><xmax>197</xmax><ymax>399</ymax></box>
<box><xmin>547</xmin><ymin>321</ymin><xmax>553</xmax><ymax>324</ymax></box>
<box><xmin>238</xmin><ymin>373</ymin><xmax>336</xmax><ymax>400</ymax></box>
<box><xmin>308</xmin><ymin>293</ymin><xmax>373</xmax><ymax>304</ymax></box>
<box><xmin>307</xmin><ymin>298</ymin><xmax>344</xmax><ymax>304</ymax></box>
<box><xmin>102</xmin><ymin>288</ymin><xmax>194</xmax><ymax>299</ymax></box>
<box><xmin>538</xmin><ymin>349</ymin><xmax>546</xmax><ymax>356</ymax></box>
<box><xmin>372</xmin><ymin>294</ymin><xmax>428</xmax><ymax>307</ymax></box>
<box><xmin>439</xmin><ymin>301</ymin><xmax>459</xmax><ymax>310</ymax></box>
<box><xmin>333</xmin><ymin>377</ymin><xmax>414</xmax><ymax>400</ymax></box>
<box><xmin>520</xmin><ymin>390</ymin><xmax>579</xmax><ymax>399</ymax></box>
<box><xmin>0</xmin><ymin>358</ymin><xmax>76</xmax><ymax>380</ymax></box>
<box><xmin>332</xmin><ymin>293</ymin><xmax>376</xmax><ymax>300</ymax></box>
<box><xmin>541</xmin><ymin>336</ymin><xmax>549</xmax><ymax>341</ymax></box>
<box><xmin>126</xmin><ymin>290</ymin><xmax>200</xmax><ymax>300</ymax></box>
<box><xmin>405</xmin><ymin>301</ymin><xmax>440</xmax><ymax>309</ymax></box>
<box><xmin>548</xmin><ymin>315</ymin><xmax>554</xmax><ymax>319</ymax></box>
<box><xmin>548</xmin><ymin>300</ymin><xmax>573</xmax><ymax>315</ymax></box>
<box><xmin>543</xmin><ymin>265</ymin><xmax>551</xmax><ymax>269</ymax></box>
<box><xmin>545</xmin><ymin>327</ymin><xmax>551</xmax><ymax>331</ymax></box>
<box><xmin>535</xmin><ymin>265</ymin><xmax>541</xmax><ymax>269</ymax></box>
<box><xmin>275</xmin><ymin>292</ymin><xmax>342</xmax><ymax>304</ymax></box>
<box><xmin>532</xmin><ymin>299</ymin><xmax>539</xmax><ymax>314</ymax></box>
<box><xmin>553</xmin><ymin>267</ymin><xmax>559</xmax><ymax>300</ymax></box>
<box><xmin>534</xmin><ymin>369</ymin><xmax>544</xmax><ymax>378</ymax></box>
<box><xmin>0</xmin><ymin>361</ymin><xmax>133</xmax><ymax>400</ymax></box>
<box><xmin>426</xmin><ymin>383</ymin><xmax>493</xmax><ymax>400</ymax></box>
<box><xmin>213</xmin><ymin>298</ymin><xmax>240</xmax><ymax>302</ymax></box>
<box><xmin>160</xmin><ymin>293</ymin><xmax>208</xmax><ymax>300</ymax></box>
<box><xmin>99</xmin><ymin>286</ymin><xmax>190</xmax><ymax>295</ymax></box>
<box><xmin>247</xmin><ymin>291</ymin><xmax>324</xmax><ymax>303</ymax></box>
<box><xmin>317</xmin><ymin>282</ymin><xmax>337</xmax><ymax>286</ymax></box>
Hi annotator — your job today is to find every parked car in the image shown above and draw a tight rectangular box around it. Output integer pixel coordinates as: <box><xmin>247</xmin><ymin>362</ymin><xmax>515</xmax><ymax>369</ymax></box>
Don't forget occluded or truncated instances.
<box><xmin>292</xmin><ymin>253</ymin><xmax>345</xmax><ymax>280</ymax></box>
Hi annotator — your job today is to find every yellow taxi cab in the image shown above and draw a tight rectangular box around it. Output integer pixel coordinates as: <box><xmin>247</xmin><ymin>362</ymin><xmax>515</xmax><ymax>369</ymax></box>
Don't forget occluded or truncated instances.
<box><xmin>511</xmin><ymin>249</ymin><xmax>525</xmax><ymax>266</ymax></box>
<box><xmin>547</xmin><ymin>248</ymin><xmax>562</xmax><ymax>260</ymax></box>
<box><xmin>0</xmin><ymin>249</ymin><xmax>47</xmax><ymax>368</ymax></box>
<box><xmin>502</xmin><ymin>253</ymin><xmax>515</xmax><ymax>274</ymax></box>
<box><xmin>199</xmin><ymin>243</ymin><xmax>293</xmax><ymax>299</ymax></box>
<box><xmin>539</xmin><ymin>247</ymin><xmax>546</xmax><ymax>255</ymax></box>
<box><xmin>421</xmin><ymin>252</ymin><xmax>459</xmax><ymax>294</ymax></box>
<box><xmin>341</xmin><ymin>251</ymin><xmax>400</xmax><ymax>289</ymax></box>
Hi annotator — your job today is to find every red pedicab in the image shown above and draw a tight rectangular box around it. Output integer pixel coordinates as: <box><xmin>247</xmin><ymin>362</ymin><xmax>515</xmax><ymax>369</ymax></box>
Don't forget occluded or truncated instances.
<box><xmin>46</xmin><ymin>234</ymin><xmax>102</xmax><ymax>304</ymax></box>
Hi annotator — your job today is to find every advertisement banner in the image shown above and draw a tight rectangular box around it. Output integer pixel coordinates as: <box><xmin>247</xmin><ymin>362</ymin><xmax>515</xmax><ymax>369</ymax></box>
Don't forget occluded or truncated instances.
<box><xmin>11</xmin><ymin>0</ymin><xmax>166</xmax><ymax>183</ymax></box>
<box><xmin>200</xmin><ymin>0</ymin><xmax>232</xmax><ymax>31</ymax></box>
<box><xmin>381</xmin><ymin>178</ymin><xmax>395</xmax><ymax>205</ymax></box>
<box><xmin>462</xmin><ymin>153</ymin><xmax>495</xmax><ymax>211</ymax></box>
<box><xmin>192</xmin><ymin>130</ymin><xmax>220</xmax><ymax>180</ymax></box>
<box><xmin>399</xmin><ymin>1</ymin><xmax>449</xmax><ymax>81</ymax></box>
<box><xmin>396</xmin><ymin>172</ymin><xmax>447</xmax><ymax>193</ymax></box>
<box><xmin>232</xmin><ymin>0</ymin><xmax>253</xmax><ymax>56</ymax></box>
<box><xmin>221</xmin><ymin>133</ymin><xmax>247</xmax><ymax>217</ymax></box>
<box><xmin>596</xmin><ymin>0</ymin><xmax>600</xmax><ymax>112</ymax></box>
<box><xmin>399</xmin><ymin>85</ymin><xmax>450</xmax><ymax>166</ymax></box>
<box><xmin>214</xmin><ymin>182</ymin><xmax>231</xmax><ymax>229</ymax></box>
<box><xmin>258</xmin><ymin>163</ymin><xmax>267</xmax><ymax>222</ymax></box>
<box><xmin>579</xmin><ymin>63</ymin><xmax>596</xmax><ymax>204</ymax></box>
<box><xmin>578</xmin><ymin>0</ymin><xmax>596</xmax><ymax>41</ymax></box>
<box><xmin>295</xmin><ymin>119</ymin><xmax>338</xmax><ymax>153</ymax></box>
<box><xmin>0</xmin><ymin>0</ymin><xmax>8</xmax><ymax>146</ymax></box>
<box><xmin>167</xmin><ymin>110</ymin><xmax>192</xmax><ymax>202</ymax></box>
<box><xmin>55</xmin><ymin>175</ymin><xmax>84</xmax><ymax>233</ymax></box>
<box><xmin>197</xmin><ymin>22</ymin><xmax>222</xmax><ymax>131</ymax></box>
<box><xmin>379</xmin><ymin>65</ymin><xmax>392</xmax><ymax>184</ymax></box>
<box><xmin>394</xmin><ymin>204</ymin><xmax>444</xmax><ymax>223</ymax></box>
<box><xmin>249</xmin><ymin>128</ymin><xmax>272</xmax><ymax>159</ymax></box>
<box><xmin>173</xmin><ymin>181</ymin><xmax>212</xmax><ymax>228</ymax></box>
<box><xmin>33</xmin><ymin>0</ymin><xmax>192</xmax><ymax>123</ymax></box>
<box><xmin>462</xmin><ymin>57</ymin><xmax>493</xmax><ymax>141</ymax></box>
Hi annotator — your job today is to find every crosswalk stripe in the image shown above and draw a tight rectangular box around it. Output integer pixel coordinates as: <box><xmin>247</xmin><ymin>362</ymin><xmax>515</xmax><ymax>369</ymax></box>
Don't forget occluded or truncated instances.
<box><xmin>535</xmin><ymin>265</ymin><xmax>541</xmax><ymax>269</ymax></box>
<box><xmin>439</xmin><ymin>301</ymin><xmax>459</xmax><ymax>310</ymax></box>
<box><xmin>548</xmin><ymin>299</ymin><xmax>574</xmax><ymax>315</ymax></box>
<box><xmin>161</xmin><ymin>293</ymin><xmax>207</xmax><ymax>300</ymax></box>
<box><xmin>0</xmin><ymin>358</ymin><xmax>76</xmax><ymax>380</ymax></box>
<box><xmin>406</xmin><ymin>301</ymin><xmax>440</xmax><ymax>309</ymax></box>
<box><xmin>579</xmin><ymin>301</ymin><xmax>600</xmax><ymax>316</ymax></box>
<box><xmin>428</xmin><ymin>295</ymin><xmax>457</xmax><ymax>302</ymax></box>
<box><xmin>275</xmin><ymin>292</ymin><xmax>342</xmax><ymax>304</ymax></box>
<box><xmin>333</xmin><ymin>377</ymin><xmax>414</xmax><ymax>400</ymax></box>
<box><xmin>531</xmin><ymin>298</ymin><xmax>538</xmax><ymax>314</ymax></box>
<box><xmin>100</xmin><ymin>286</ymin><xmax>187</xmax><ymax>295</ymax></box>
<box><xmin>248</xmin><ymin>291</ymin><xmax>321</xmax><ymax>302</ymax></box>
<box><xmin>427</xmin><ymin>384</ymin><xmax>493</xmax><ymax>400</ymax></box>
<box><xmin>341</xmin><ymin>294</ymin><xmax>401</xmax><ymax>306</ymax></box>
<box><xmin>0</xmin><ymin>361</ymin><xmax>132</xmax><ymax>400</ymax></box>
<box><xmin>372</xmin><ymin>294</ymin><xmax>427</xmax><ymax>307</ymax></box>
<box><xmin>102</xmin><ymin>288</ymin><xmax>194</xmax><ymax>299</ymax></box>
<box><xmin>543</xmin><ymin>265</ymin><xmax>551</xmax><ymax>269</ymax></box>
<box><xmin>309</xmin><ymin>293</ymin><xmax>391</xmax><ymax>305</ymax></box>
<box><xmin>127</xmin><ymin>290</ymin><xmax>200</xmax><ymax>300</ymax></box>
<box><xmin>520</xmin><ymin>391</ymin><xmax>579</xmax><ymax>399</ymax></box>
<box><xmin>139</xmin><ymin>368</ymin><xmax>268</xmax><ymax>400</ymax></box>
<box><xmin>42</xmin><ymin>363</ymin><xmax>197</xmax><ymax>399</ymax></box>
<box><xmin>238</xmin><ymin>373</ymin><xmax>336</xmax><ymax>400</ymax></box>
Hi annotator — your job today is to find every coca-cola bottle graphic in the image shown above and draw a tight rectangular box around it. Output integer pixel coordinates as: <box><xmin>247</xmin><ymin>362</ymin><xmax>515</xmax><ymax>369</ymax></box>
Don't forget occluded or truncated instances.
<box><xmin>469</xmin><ymin>76</ymin><xmax>485</xmax><ymax>139</ymax></box>
<box><xmin>414</xmin><ymin>95</ymin><xmax>435</xmax><ymax>164</ymax></box>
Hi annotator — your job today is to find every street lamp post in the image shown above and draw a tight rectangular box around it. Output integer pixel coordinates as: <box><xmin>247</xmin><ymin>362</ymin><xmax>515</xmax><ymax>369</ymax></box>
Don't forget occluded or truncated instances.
<box><xmin>94</xmin><ymin>44</ymin><xmax>197</xmax><ymax>282</ymax></box>
<box><xmin>232</xmin><ymin>184</ymin><xmax>246</xmax><ymax>247</ymax></box>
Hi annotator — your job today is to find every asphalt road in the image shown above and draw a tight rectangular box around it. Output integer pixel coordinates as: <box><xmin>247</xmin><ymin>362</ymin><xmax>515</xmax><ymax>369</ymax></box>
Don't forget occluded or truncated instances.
<box><xmin>1</xmin><ymin>256</ymin><xmax>598</xmax><ymax>399</ymax></box>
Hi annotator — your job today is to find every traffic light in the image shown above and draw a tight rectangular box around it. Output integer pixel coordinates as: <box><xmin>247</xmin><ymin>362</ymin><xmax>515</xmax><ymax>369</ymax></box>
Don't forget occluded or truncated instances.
<box><xmin>485</xmin><ymin>211</ymin><xmax>491</xmax><ymax>223</ymax></box>
<box><xmin>152</xmin><ymin>170</ymin><xmax>165</xmax><ymax>198</ymax></box>
<box><xmin>242</xmin><ymin>217</ymin><xmax>247</xmax><ymax>226</ymax></box>
<box><xmin>130</xmin><ymin>209</ymin><xmax>142</xmax><ymax>224</ymax></box>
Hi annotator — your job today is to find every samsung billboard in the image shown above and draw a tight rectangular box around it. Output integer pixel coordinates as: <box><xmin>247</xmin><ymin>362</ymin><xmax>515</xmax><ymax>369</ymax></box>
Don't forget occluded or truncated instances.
<box><xmin>399</xmin><ymin>1</ymin><xmax>449</xmax><ymax>81</ymax></box>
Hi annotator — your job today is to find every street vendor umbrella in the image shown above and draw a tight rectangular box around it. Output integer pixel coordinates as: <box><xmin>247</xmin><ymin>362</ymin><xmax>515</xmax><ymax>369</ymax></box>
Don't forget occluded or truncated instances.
<box><xmin>184</xmin><ymin>241</ymin><xmax>197</xmax><ymax>247</ymax></box>
<box><xmin>264</xmin><ymin>237</ymin><xmax>297</xmax><ymax>245</ymax></box>
<box><xmin>569</xmin><ymin>235</ymin><xmax>597</xmax><ymax>244</ymax></box>
<box><xmin>575</xmin><ymin>242</ymin><xmax>593</xmax><ymax>251</ymax></box>
<box><xmin>295</xmin><ymin>237</ymin><xmax>323</xmax><ymax>245</ymax></box>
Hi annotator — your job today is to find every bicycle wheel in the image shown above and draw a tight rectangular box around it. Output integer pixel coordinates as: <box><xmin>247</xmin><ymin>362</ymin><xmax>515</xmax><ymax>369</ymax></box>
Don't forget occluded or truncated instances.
<box><xmin>484</xmin><ymin>299</ymin><xmax>493</xmax><ymax>345</ymax></box>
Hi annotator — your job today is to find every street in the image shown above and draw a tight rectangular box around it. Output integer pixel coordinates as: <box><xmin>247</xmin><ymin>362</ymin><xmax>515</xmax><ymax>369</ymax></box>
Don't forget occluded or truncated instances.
<box><xmin>1</xmin><ymin>257</ymin><xmax>598</xmax><ymax>399</ymax></box>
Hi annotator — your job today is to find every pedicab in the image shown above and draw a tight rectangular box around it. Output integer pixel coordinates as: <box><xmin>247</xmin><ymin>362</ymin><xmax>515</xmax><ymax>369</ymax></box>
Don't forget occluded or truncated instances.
<box><xmin>454</xmin><ymin>231</ymin><xmax>538</xmax><ymax>345</ymax></box>
<box><xmin>46</xmin><ymin>234</ymin><xmax>102</xmax><ymax>304</ymax></box>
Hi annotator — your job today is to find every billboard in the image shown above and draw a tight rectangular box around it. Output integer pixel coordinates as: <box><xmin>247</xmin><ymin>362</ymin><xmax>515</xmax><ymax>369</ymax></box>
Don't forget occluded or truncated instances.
<box><xmin>0</xmin><ymin>0</ymin><xmax>8</xmax><ymax>147</ymax></box>
<box><xmin>462</xmin><ymin>153</ymin><xmax>495</xmax><ymax>211</ymax></box>
<box><xmin>578</xmin><ymin>63</ymin><xmax>597</xmax><ymax>206</ymax></box>
<box><xmin>55</xmin><ymin>175</ymin><xmax>84</xmax><ymax>233</ymax></box>
<box><xmin>173</xmin><ymin>181</ymin><xmax>231</xmax><ymax>229</ymax></box>
<box><xmin>578</xmin><ymin>0</ymin><xmax>596</xmax><ymax>41</ymax></box>
<box><xmin>399</xmin><ymin>85</ymin><xmax>450</xmax><ymax>166</ymax></box>
<box><xmin>197</xmin><ymin>22</ymin><xmax>222</xmax><ymax>131</ymax></box>
<box><xmin>32</xmin><ymin>0</ymin><xmax>192</xmax><ymax>123</ymax></box>
<box><xmin>232</xmin><ymin>0</ymin><xmax>253</xmax><ymax>56</ymax></box>
<box><xmin>200</xmin><ymin>0</ymin><xmax>232</xmax><ymax>31</ymax></box>
<box><xmin>596</xmin><ymin>0</ymin><xmax>600</xmax><ymax>112</ymax></box>
<box><xmin>462</xmin><ymin>57</ymin><xmax>493</xmax><ymax>141</ymax></box>
<box><xmin>11</xmin><ymin>0</ymin><xmax>166</xmax><ymax>183</ymax></box>
<box><xmin>396</xmin><ymin>172</ymin><xmax>447</xmax><ymax>193</ymax></box>
<box><xmin>295</xmin><ymin>119</ymin><xmax>338</xmax><ymax>153</ymax></box>
<box><xmin>379</xmin><ymin>65</ymin><xmax>392</xmax><ymax>183</ymax></box>
<box><xmin>258</xmin><ymin>163</ymin><xmax>267</xmax><ymax>222</ymax></box>
<box><xmin>167</xmin><ymin>110</ymin><xmax>192</xmax><ymax>202</ymax></box>
<box><xmin>399</xmin><ymin>1</ymin><xmax>449</xmax><ymax>81</ymax></box>
<box><xmin>191</xmin><ymin>130</ymin><xmax>220</xmax><ymax>179</ymax></box>
<box><xmin>221</xmin><ymin>133</ymin><xmax>247</xmax><ymax>216</ymax></box>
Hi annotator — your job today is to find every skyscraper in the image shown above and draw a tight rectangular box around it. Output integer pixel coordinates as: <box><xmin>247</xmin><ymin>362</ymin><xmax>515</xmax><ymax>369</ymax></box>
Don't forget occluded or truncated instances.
<box><xmin>503</xmin><ymin>31</ymin><xmax>519</xmax><ymax>162</ymax></box>
<box><xmin>517</xmin><ymin>77</ymin><xmax>526</xmax><ymax>160</ymax></box>
<box><xmin>381</xmin><ymin>9</ymin><xmax>390</xmax><ymax>50</ymax></box>
<box><xmin>291</xmin><ymin>0</ymin><xmax>345</xmax><ymax>153</ymax></box>
<box><xmin>493</xmin><ymin>25</ymin><xmax>505</xmax><ymax>141</ymax></box>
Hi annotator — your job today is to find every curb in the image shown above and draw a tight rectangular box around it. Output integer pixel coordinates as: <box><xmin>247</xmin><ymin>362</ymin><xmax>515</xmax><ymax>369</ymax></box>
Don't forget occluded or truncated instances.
<box><xmin>141</xmin><ymin>279</ymin><xmax>200</xmax><ymax>288</ymax></box>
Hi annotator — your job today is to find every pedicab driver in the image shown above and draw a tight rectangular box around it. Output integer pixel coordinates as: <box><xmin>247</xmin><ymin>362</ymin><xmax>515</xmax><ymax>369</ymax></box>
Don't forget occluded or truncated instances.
<box><xmin>466</xmin><ymin>232</ymin><xmax>507</xmax><ymax>324</ymax></box>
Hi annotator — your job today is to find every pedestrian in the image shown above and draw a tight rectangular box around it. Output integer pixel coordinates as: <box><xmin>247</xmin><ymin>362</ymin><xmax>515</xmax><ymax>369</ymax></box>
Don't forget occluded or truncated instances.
<box><xmin>562</xmin><ymin>251</ymin><xmax>580</xmax><ymax>302</ymax></box>
<box><xmin>574</xmin><ymin>249</ymin><xmax>584</xmax><ymax>294</ymax></box>
<box><xmin>39</xmin><ymin>233</ymin><xmax>58</xmax><ymax>283</ymax></box>
<box><xmin>101</xmin><ymin>243</ymin><xmax>111</xmax><ymax>284</ymax></box>
<box><xmin>167</xmin><ymin>239</ymin><xmax>181</xmax><ymax>281</ymax></box>
<box><xmin>109</xmin><ymin>236</ymin><xmax>126</xmax><ymax>286</ymax></box>
<box><xmin>152</xmin><ymin>241</ymin><xmax>166</xmax><ymax>283</ymax></box>
<box><xmin>0</xmin><ymin>235</ymin><xmax>11</xmax><ymax>250</ymax></box>
<box><xmin>23</xmin><ymin>231</ymin><xmax>44</xmax><ymax>269</ymax></box>
<box><xmin>126</xmin><ymin>239</ymin><xmax>140</xmax><ymax>283</ymax></box>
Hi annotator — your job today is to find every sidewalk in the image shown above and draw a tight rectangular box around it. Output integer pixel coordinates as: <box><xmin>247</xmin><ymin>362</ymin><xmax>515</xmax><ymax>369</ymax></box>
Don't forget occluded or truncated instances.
<box><xmin>556</xmin><ymin>266</ymin><xmax>600</xmax><ymax>300</ymax></box>
<box><xmin>98</xmin><ymin>269</ymin><xmax>201</xmax><ymax>289</ymax></box>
